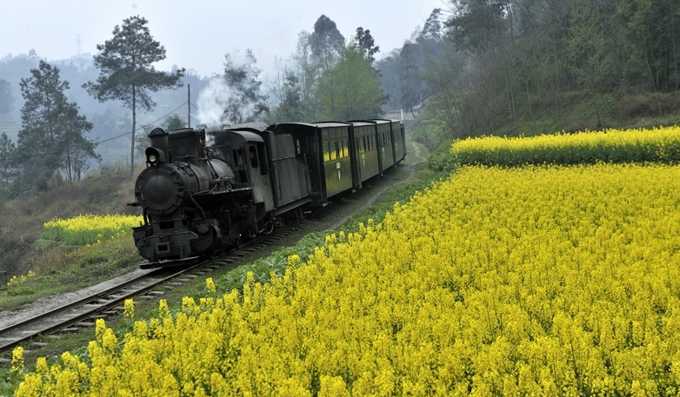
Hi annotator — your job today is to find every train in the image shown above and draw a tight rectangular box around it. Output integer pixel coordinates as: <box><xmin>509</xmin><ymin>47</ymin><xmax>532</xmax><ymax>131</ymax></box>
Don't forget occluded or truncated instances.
<box><xmin>130</xmin><ymin>119</ymin><xmax>406</xmax><ymax>268</ymax></box>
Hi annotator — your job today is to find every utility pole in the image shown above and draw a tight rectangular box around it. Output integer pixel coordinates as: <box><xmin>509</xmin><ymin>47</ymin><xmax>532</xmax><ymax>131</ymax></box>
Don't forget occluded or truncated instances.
<box><xmin>187</xmin><ymin>84</ymin><xmax>191</xmax><ymax>128</ymax></box>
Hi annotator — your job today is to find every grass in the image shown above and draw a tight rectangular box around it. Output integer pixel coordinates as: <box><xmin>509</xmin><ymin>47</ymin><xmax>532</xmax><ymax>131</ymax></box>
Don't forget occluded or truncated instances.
<box><xmin>0</xmin><ymin>164</ymin><xmax>143</xmax><ymax>284</ymax></box>
<box><xmin>0</xmin><ymin>236</ymin><xmax>142</xmax><ymax>311</ymax></box>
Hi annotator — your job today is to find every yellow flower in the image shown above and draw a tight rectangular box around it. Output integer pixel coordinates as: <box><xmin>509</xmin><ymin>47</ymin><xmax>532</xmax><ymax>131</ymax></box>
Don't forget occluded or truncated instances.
<box><xmin>158</xmin><ymin>299</ymin><xmax>169</xmax><ymax>318</ymax></box>
<box><xmin>123</xmin><ymin>298</ymin><xmax>135</xmax><ymax>319</ymax></box>
<box><xmin>206</xmin><ymin>277</ymin><xmax>216</xmax><ymax>294</ymax></box>
<box><xmin>13</xmin><ymin>156</ymin><xmax>680</xmax><ymax>395</ymax></box>
<box><xmin>11</xmin><ymin>346</ymin><xmax>24</xmax><ymax>372</ymax></box>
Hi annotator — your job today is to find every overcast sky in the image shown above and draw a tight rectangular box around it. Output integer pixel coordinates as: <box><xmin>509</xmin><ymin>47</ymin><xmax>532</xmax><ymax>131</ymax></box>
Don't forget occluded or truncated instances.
<box><xmin>1</xmin><ymin>0</ymin><xmax>443</xmax><ymax>77</ymax></box>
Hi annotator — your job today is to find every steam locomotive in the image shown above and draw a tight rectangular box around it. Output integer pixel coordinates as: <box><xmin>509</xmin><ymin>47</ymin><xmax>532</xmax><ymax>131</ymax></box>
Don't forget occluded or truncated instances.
<box><xmin>130</xmin><ymin>120</ymin><xmax>406</xmax><ymax>268</ymax></box>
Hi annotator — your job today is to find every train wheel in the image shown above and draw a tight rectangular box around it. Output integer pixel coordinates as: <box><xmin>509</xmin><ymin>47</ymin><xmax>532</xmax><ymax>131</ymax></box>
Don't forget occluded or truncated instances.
<box><xmin>262</xmin><ymin>221</ymin><xmax>274</xmax><ymax>235</ymax></box>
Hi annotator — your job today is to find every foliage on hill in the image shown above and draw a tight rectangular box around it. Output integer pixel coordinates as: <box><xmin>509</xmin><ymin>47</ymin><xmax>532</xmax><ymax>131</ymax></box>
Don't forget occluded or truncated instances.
<box><xmin>380</xmin><ymin>1</ymin><xmax>680</xmax><ymax>148</ymax></box>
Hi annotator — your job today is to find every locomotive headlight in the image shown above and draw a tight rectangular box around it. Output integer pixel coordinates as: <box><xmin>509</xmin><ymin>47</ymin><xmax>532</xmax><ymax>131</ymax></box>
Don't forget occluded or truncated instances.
<box><xmin>145</xmin><ymin>147</ymin><xmax>165</xmax><ymax>165</ymax></box>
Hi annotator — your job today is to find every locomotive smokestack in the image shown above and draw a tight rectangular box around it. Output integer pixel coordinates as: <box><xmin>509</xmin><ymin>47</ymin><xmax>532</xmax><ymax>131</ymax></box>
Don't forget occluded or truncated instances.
<box><xmin>149</xmin><ymin>128</ymin><xmax>169</xmax><ymax>163</ymax></box>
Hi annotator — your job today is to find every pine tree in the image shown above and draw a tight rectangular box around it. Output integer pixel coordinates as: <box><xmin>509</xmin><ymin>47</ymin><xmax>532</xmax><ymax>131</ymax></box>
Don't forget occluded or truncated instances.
<box><xmin>354</xmin><ymin>27</ymin><xmax>380</xmax><ymax>63</ymax></box>
<box><xmin>308</xmin><ymin>15</ymin><xmax>346</xmax><ymax>62</ymax></box>
<box><xmin>83</xmin><ymin>16</ymin><xmax>184</xmax><ymax>178</ymax></box>
<box><xmin>0</xmin><ymin>78</ymin><xmax>12</xmax><ymax>114</ymax></box>
<box><xmin>17</xmin><ymin>61</ymin><xmax>98</xmax><ymax>192</ymax></box>
<box><xmin>0</xmin><ymin>132</ymin><xmax>16</xmax><ymax>185</ymax></box>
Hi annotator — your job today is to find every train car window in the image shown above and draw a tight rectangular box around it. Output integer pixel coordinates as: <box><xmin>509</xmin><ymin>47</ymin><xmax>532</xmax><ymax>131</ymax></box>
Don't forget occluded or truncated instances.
<box><xmin>233</xmin><ymin>149</ymin><xmax>243</xmax><ymax>166</ymax></box>
<box><xmin>249</xmin><ymin>146</ymin><xmax>259</xmax><ymax>168</ymax></box>
<box><xmin>296</xmin><ymin>139</ymin><xmax>301</xmax><ymax>155</ymax></box>
<box><xmin>324</xmin><ymin>143</ymin><xmax>330</xmax><ymax>162</ymax></box>
<box><xmin>257</xmin><ymin>145</ymin><xmax>267</xmax><ymax>175</ymax></box>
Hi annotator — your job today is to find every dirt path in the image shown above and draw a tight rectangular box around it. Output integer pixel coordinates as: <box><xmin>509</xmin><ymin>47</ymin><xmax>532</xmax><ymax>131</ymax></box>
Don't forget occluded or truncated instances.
<box><xmin>330</xmin><ymin>141</ymin><xmax>428</xmax><ymax>230</ymax></box>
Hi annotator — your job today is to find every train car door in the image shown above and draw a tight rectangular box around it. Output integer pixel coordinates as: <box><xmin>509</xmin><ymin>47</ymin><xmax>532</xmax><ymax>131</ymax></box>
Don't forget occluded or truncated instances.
<box><xmin>248</xmin><ymin>142</ymin><xmax>275</xmax><ymax>213</ymax></box>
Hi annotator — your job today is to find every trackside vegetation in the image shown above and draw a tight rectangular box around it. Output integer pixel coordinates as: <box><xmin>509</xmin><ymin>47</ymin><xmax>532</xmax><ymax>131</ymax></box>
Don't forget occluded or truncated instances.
<box><xmin>41</xmin><ymin>214</ymin><xmax>143</xmax><ymax>247</ymax></box>
<box><xmin>451</xmin><ymin>126</ymin><xmax>680</xmax><ymax>166</ymax></box>
<box><xmin>8</xmin><ymin>126</ymin><xmax>680</xmax><ymax>395</ymax></box>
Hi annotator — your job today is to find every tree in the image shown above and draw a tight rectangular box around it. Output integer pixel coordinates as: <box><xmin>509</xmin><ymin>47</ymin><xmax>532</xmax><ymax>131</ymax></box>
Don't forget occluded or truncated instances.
<box><xmin>399</xmin><ymin>42</ymin><xmax>421</xmax><ymax>117</ymax></box>
<box><xmin>269</xmin><ymin>32</ymin><xmax>319</xmax><ymax>122</ymax></box>
<box><xmin>291</xmin><ymin>31</ymin><xmax>320</xmax><ymax>120</ymax></box>
<box><xmin>83</xmin><ymin>15</ymin><xmax>185</xmax><ymax>178</ymax></box>
<box><xmin>616</xmin><ymin>0</ymin><xmax>680</xmax><ymax>92</ymax></box>
<box><xmin>135</xmin><ymin>113</ymin><xmax>187</xmax><ymax>156</ymax></box>
<box><xmin>308</xmin><ymin>15</ymin><xmax>346</xmax><ymax>62</ymax></box>
<box><xmin>16</xmin><ymin>61</ymin><xmax>98</xmax><ymax>192</ymax></box>
<box><xmin>316</xmin><ymin>46</ymin><xmax>385</xmax><ymax>120</ymax></box>
<box><xmin>271</xmin><ymin>69</ymin><xmax>304</xmax><ymax>122</ymax></box>
<box><xmin>0</xmin><ymin>132</ymin><xmax>16</xmax><ymax>185</ymax></box>
<box><xmin>0</xmin><ymin>78</ymin><xmax>12</xmax><ymax>114</ymax></box>
<box><xmin>419</xmin><ymin>8</ymin><xmax>444</xmax><ymax>42</ymax></box>
<box><xmin>165</xmin><ymin>113</ymin><xmax>185</xmax><ymax>131</ymax></box>
<box><xmin>446</xmin><ymin>0</ymin><xmax>510</xmax><ymax>56</ymax></box>
<box><xmin>221</xmin><ymin>49</ymin><xmax>269</xmax><ymax>124</ymax></box>
<box><xmin>354</xmin><ymin>27</ymin><xmax>380</xmax><ymax>63</ymax></box>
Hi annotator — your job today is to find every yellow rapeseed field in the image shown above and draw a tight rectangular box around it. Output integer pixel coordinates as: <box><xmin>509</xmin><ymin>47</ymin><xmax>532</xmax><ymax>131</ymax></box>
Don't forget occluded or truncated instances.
<box><xmin>12</xmin><ymin>162</ymin><xmax>680</xmax><ymax>396</ymax></box>
<box><xmin>451</xmin><ymin>125</ymin><xmax>680</xmax><ymax>166</ymax></box>
<box><xmin>42</xmin><ymin>214</ymin><xmax>143</xmax><ymax>246</ymax></box>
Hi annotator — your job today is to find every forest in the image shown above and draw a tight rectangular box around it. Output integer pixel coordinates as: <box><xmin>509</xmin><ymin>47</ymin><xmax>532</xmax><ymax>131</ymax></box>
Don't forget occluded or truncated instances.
<box><xmin>388</xmin><ymin>0</ymin><xmax>680</xmax><ymax>150</ymax></box>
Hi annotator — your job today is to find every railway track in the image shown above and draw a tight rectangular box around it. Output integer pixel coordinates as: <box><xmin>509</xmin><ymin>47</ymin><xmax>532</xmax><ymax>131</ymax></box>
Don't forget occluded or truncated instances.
<box><xmin>0</xmin><ymin>219</ymin><xmax>311</xmax><ymax>360</ymax></box>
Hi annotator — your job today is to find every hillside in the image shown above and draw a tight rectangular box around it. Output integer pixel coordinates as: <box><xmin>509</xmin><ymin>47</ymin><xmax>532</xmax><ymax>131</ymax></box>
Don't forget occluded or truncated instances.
<box><xmin>0</xmin><ymin>164</ymin><xmax>143</xmax><ymax>287</ymax></box>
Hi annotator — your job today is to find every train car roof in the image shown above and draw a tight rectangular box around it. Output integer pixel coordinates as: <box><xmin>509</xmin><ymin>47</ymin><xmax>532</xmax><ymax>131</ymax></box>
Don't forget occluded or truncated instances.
<box><xmin>272</xmin><ymin>121</ymin><xmax>350</xmax><ymax>129</ymax></box>
<box><xmin>205</xmin><ymin>122</ymin><xmax>269</xmax><ymax>134</ymax></box>
<box><xmin>208</xmin><ymin>128</ymin><xmax>265</xmax><ymax>144</ymax></box>
<box><xmin>312</xmin><ymin>121</ymin><xmax>352</xmax><ymax>128</ymax></box>
<box><xmin>232</xmin><ymin>130</ymin><xmax>265</xmax><ymax>143</ymax></box>
<box><xmin>349</xmin><ymin>121</ymin><xmax>374</xmax><ymax>127</ymax></box>
<box><xmin>271</xmin><ymin>122</ymin><xmax>316</xmax><ymax>129</ymax></box>
<box><xmin>350</xmin><ymin>119</ymin><xmax>392</xmax><ymax>125</ymax></box>
<box><xmin>370</xmin><ymin>118</ymin><xmax>401</xmax><ymax>124</ymax></box>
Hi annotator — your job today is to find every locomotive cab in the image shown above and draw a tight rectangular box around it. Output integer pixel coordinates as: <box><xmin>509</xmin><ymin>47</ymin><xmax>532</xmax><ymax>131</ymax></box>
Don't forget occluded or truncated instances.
<box><xmin>208</xmin><ymin>125</ymin><xmax>276</xmax><ymax>236</ymax></box>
